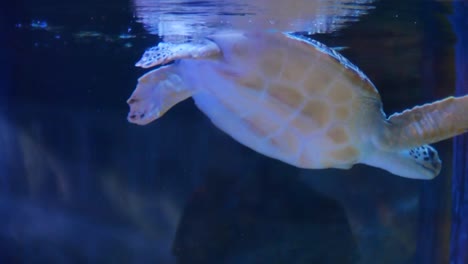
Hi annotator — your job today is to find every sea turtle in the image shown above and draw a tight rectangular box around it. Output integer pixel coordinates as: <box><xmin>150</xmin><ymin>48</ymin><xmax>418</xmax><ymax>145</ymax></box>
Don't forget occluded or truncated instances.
<box><xmin>126</xmin><ymin>31</ymin><xmax>468</xmax><ymax>179</ymax></box>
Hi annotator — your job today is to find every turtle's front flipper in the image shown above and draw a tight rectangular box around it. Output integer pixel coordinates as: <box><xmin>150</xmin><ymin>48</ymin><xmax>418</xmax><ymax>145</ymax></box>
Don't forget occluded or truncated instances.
<box><xmin>135</xmin><ymin>40</ymin><xmax>221</xmax><ymax>68</ymax></box>
<box><xmin>127</xmin><ymin>65</ymin><xmax>192</xmax><ymax>125</ymax></box>
<box><xmin>379</xmin><ymin>95</ymin><xmax>468</xmax><ymax>150</ymax></box>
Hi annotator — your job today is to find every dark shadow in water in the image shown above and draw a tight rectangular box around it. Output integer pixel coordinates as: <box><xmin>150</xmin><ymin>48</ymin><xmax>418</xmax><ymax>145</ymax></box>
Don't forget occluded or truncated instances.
<box><xmin>0</xmin><ymin>109</ymin><xmax>357</xmax><ymax>264</ymax></box>
<box><xmin>173</xmin><ymin>165</ymin><xmax>359</xmax><ymax>264</ymax></box>
<box><xmin>0</xmin><ymin>196</ymin><xmax>169</xmax><ymax>264</ymax></box>
<box><xmin>0</xmin><ymin>114</ymin><xmax>176</xmax><ymax>264</ymax></box>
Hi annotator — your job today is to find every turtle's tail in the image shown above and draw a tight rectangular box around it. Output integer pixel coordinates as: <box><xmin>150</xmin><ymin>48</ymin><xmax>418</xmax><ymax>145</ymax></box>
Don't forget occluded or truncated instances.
<box><xmin>379</xmin><ymin>95</ymin><xmax>468</xmax><ymax>150</ymax></box>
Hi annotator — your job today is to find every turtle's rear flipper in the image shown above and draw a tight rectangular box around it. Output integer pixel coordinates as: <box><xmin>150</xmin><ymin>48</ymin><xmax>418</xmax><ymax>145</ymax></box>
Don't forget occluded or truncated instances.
<box><xmin>127</xmin><ymin>65</ymin><xmax>192</xmax><ymax>125</ymax></box>
<box><xmin>379</xmin><ymin>95</ymin><xmax>468</xmax><ymax>150</ymax></box>
<box><xmin>135</xmin><ymin>40</ymin><xmax>221</xmax><ymax>68</ymax></box>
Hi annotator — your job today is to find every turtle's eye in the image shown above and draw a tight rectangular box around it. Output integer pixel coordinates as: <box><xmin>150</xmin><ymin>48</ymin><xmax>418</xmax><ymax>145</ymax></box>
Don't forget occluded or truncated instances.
<box><xmin>427</xmin><ymin>148</ymin><xmax>435</xmax><ymax>159</ymax></box>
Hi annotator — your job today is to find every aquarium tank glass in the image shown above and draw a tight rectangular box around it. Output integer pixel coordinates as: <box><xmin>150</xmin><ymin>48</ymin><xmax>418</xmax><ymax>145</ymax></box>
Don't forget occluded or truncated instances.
<box><xmin>1</xmin><ymin>0</ymin><xmax>467</xmax><ymax>263</ymax></box>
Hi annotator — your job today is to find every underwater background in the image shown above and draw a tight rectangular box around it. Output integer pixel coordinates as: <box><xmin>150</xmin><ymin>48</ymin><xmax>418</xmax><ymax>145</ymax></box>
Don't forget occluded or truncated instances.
<box><xmin>1</xmin><ymin>0</ymin><xmax>467</xmax><ymax>263</ymax></box>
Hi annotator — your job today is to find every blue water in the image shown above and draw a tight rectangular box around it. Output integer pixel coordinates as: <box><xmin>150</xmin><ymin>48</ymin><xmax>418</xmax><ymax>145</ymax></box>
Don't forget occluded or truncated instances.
<box><xmin>1</xmin><ymin>0</ymin><xmax>466</xmax><ymax>263</ymax></box>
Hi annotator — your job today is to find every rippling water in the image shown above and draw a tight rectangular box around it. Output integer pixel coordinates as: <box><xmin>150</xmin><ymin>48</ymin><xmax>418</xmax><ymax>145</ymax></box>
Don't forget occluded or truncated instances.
<box><xmin>132</xmin><ymin>0</ymin><xmax>375</xmax><ymax>40</ymax></box>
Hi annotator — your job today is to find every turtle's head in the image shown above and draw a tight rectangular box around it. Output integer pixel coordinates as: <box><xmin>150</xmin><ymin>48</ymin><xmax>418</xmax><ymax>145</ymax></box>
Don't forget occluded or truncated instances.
<box><xmin>363</xmin><ymin>145</ymin><xmax>442</xmax><ymax>180</ymax></box>
<box><xmin>127</xmin><ymin>66</ymin><xmax>192</xmax><ymax>125</ymax></box>
<box><xmin>401</xmin><ymin>145</ymin><xmax>442</xmax><ymax>179</ymax></box>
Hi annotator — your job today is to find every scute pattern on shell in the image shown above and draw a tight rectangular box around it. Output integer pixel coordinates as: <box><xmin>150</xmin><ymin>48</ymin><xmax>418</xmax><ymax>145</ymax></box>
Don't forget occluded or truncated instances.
<box><xmin>288</xmin><ymin>34</ymin><xmax>380</xmax><ymax>98</ymax></box>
